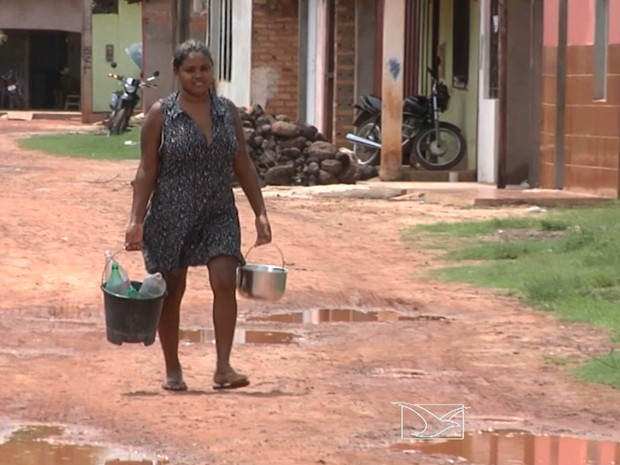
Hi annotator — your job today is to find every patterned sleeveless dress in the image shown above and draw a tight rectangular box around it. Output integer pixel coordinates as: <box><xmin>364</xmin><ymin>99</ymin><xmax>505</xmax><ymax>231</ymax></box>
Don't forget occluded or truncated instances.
<box><xmin>142</xmin><ymin>91</ymin><xmax>244</xmax><ymax>273</ymax></box>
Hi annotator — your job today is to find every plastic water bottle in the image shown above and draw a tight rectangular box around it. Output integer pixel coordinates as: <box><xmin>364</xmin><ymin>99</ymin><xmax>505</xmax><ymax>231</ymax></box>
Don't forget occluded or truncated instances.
<box><xmin>105</xmin><ymin>263</ymin><xmax>131</xmax><ymax>296</ymax></box>
<box><xmin>103</xmin><ymin>251</ymin><xmax>138</xmax><ymax>297</ymax></box>
<box><xmin>138</xmin><ymin>272</ymin><xmax>167</xmax><ymax>298</ymax></box>
<box><xmin>104</xmin><ymin>250</ymin><xmax>130</xmax><ymax>284</ymax></box>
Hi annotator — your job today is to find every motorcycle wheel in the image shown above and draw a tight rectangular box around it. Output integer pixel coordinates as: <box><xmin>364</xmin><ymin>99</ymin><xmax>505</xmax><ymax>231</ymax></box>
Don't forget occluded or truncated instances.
<box><xmin>353</xmin><ymin>121</ymin><xmax>381</xmax><ymax>166</ymax></box>
<box><xmin>109</xmin><ymin>107</ymin><xmax>129</xmax><ymax>136</ymax></box>
<box><xmin>410</xmin><ymin>123</ymin><xmax>466</xmax><ymax>171</ymax></box>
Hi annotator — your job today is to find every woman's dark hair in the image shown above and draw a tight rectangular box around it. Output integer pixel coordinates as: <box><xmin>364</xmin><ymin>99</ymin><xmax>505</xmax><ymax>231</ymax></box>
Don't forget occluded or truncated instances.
<box><xmin>172</xmin><ymin>40</ymin><xmax>214</xmax><ymax>70</ymax></box>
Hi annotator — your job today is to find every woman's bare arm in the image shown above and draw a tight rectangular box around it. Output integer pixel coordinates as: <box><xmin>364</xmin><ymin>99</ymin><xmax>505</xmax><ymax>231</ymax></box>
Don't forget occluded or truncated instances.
<box><xmin>125</xmin><ymin>101</ymin><xmax>163</xmax><ymax>249</ymax></box>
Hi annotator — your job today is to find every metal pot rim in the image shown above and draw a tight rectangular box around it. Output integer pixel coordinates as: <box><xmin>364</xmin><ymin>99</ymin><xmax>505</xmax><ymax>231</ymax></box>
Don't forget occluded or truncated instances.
<box><xmin>239</xmin><ymin>263</ymin><xmax>288</xmax><ymax>273</ymax></box>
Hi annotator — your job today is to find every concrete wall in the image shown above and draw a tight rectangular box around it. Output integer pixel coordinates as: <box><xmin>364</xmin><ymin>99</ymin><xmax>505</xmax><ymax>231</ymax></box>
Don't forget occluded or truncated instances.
<box><xmin>141</xmin><ymin>0</ymin><xmax>207</xmax><ymax>112</ymax></box>
<box><xmin>92</xmin><ymin>1</ymin><xmax>142</xmax><ymax>112</ymax></box>
<box><xmin>0</xmin><ymin>0</ymin><xmax>82</xmax><ymax>32</ymax></box>
<box><xmin>476</xmin><ymin>0</ymin><xmax>499</xmax><ymax>184</ymax></box>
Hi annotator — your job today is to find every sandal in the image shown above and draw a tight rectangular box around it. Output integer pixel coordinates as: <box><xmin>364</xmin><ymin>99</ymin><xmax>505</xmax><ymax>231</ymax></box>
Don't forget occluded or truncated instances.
<box><xmin>213</xmin><ymin>372</ymin><xmax>250</xmax><ymax>390</ymax></box>
<box><xmin>161</xmin><ymin>378</ymin><xmax>188</xmax><ymax>392</ymax></box>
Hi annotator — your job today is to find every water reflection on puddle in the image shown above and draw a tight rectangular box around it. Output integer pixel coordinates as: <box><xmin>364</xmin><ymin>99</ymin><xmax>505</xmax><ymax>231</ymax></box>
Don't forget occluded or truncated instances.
<box><xmin>248</xmin><ymin>308</ymin><xmax>435</xmax><ymax>324</ymax></box>
<box><xmin>0</xmin><ymin>424</ymin><xmax>165</xmax><ymax>465</ymax></box>
<box><xmin>179</xmin><ymin>328</ymin><xmax>294</xmax><ymax>345</ymax></box>
<box><xmin>390</xmin><ymin>429</ymin><xmax>620</xmax><ymax>465</ymax></box>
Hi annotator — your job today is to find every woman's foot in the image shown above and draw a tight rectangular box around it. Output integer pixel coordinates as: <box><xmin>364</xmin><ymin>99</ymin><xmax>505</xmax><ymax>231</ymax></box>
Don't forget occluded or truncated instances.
<box><xmin>162</xmin><ymin>378</ymin><xmax>188</xmax><ymax>391</ymax></box>
<box><xmin>162</xmin><ymin>369</ymin><xmax>187</xmax><ymax>391</ymax></box>
<box><xmin>213</xmin><ymin>370</ymin><xmax>250</xmax><ymax>390</ymax></box>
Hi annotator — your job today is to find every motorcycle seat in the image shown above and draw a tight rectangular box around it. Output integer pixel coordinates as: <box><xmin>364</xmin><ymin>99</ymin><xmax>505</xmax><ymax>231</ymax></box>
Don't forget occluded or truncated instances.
<box><xmin>359</xmin><ymin>95</ymin><xmax>382</xmax><ymax>113</ymax></box>
<box><xmin>403</xmin><ymin>95</ymin><xmax>429</xmax><ymax>117</ymax></box>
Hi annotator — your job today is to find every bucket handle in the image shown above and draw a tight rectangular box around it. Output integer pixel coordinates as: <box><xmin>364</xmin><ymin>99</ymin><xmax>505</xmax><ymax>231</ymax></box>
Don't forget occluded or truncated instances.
<box><xmin>243</xmin><ymin>243</ymin><xmax>285</xmax><ymax>268</ymax></box>
<box><xmin>101</xmin><ymin>247</ymin><xmax>128</xmax><ymax>286</ymax></box>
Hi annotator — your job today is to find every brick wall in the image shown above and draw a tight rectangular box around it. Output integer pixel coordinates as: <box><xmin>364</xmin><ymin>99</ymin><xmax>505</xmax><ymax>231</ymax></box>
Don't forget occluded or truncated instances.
<box><xmin>541</xmin><ymin>2</ymin><xmax>620</xmax><ymax>197</ymax></box>
<box><xmin>540</xmin><ymin>44</ymin><xmax>558</xmax><ymax>190</ymax></box>
<box><xmin>541</xmin><ymin>42</ymin><xmax>620</xmax><ymax>197</ymax></box>
<box><xmin>332</xmin><ymin>0</ymin><xmax>356</xmax><ymax>146</ymax></box>
<box><xmin>251</xmin><ymin>0</ymin><xmax>299</xmax><ymax>120</ymax></box>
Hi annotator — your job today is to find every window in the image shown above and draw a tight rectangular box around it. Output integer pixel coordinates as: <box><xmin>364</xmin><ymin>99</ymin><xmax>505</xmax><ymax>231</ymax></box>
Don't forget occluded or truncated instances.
<box><xmin>218</xmin><ymin>0</ymin><xmax>233</xmax><ymax>82</ymax></box>
<box><xmin>92</xmin><ymin>0</ymin><xmax>118</xmax><ymax>14</ymax></box>
<box><xmin>452</xmin><ymin>0</ymin><xmax>470</xmax><ymax>89</ymax></box>
<box><xmin>594</xmin><ymin>0</ymin><xmax>608</xmax><ymax>100</ymax></box>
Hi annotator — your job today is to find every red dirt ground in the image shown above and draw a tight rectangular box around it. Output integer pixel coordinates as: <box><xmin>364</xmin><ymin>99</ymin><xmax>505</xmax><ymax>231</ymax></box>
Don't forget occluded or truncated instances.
<box><xmin>0</xmin><ymin>118</ymin><xmax>618</xmax><ymax>465</ymax></box>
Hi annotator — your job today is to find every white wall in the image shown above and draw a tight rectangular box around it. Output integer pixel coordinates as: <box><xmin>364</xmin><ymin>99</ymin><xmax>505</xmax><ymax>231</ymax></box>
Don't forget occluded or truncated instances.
<box><xmin>312</xmin><ymin>0</ymin><xmax>328</xmax><ymax>134</ymax></box>
<box><xmin>305</xmin><ymin>0</ymin><xmax>319</xmax><ymax>125</ymax></box>
<box><xmin>476</xmin><ymin>0</ymin><xmax>499</xmax><ymax>184</ymax></box>
<box><xmin>216</xmin><ymin>0</ymin><xmax>252</xmax><ymax>107</ymax></box>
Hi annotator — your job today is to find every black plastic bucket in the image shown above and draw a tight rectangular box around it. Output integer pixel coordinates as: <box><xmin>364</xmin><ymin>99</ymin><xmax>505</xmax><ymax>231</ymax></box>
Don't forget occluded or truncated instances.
<box><xmin>101</xmin><ymin>281</ymin><xmax>164</xmax><ymax>346</ymax></box>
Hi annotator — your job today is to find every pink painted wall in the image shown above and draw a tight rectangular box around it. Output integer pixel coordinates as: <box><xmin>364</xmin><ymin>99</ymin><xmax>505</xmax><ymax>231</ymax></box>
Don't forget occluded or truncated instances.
<box><xmin>545</xmin><ymin>0</ymin><xmax>620</xmax><ymax>46</ymax></box>
<box><xmin>544</xmin><ymin>0</ymin><xmax>559</xmax><ymax>46</ymax></box>
<box><xmin>567</xmin><ymin>0</ymin><xmax>594</xmax><ymax>45</ymax></box>
<box><xmin>611</xmin><ymin>0</ymin><xmax>620</xmax><ymax>43</ymax></box>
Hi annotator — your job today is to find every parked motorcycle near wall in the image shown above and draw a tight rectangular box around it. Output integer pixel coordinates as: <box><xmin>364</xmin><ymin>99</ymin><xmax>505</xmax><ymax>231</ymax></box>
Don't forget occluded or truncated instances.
<box><xmin>106</xmin><ymin>63</ymin><xmax>159</xmax><ymax>136</ymax></box>
<box><xmin>346</xmin><ymin>68</ymin><xmax>466</xmax><ymax>171</ymax></box>
<box><xmin>1</xmin><ymin>69</ymin><xmax>25</xmax><ymax>110</ymax></box>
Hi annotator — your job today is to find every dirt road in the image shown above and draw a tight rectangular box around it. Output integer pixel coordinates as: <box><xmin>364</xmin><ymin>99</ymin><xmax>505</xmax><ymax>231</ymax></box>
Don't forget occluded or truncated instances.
<box><xmin>0</xmin><ymin>118</ymin><xmax>618</xmax><ymax>465</ymax></box>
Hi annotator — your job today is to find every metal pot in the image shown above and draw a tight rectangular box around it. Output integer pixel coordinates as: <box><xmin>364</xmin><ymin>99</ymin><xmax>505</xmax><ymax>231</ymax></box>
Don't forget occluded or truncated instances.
<box><xmin>236</xmin><ymin>244</ymin><xmax>288</xmax><ymax>301</ymax></box>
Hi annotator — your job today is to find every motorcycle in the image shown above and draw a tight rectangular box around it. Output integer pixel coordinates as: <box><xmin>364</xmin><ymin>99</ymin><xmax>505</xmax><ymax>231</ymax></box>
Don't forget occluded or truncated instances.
<box><xmin>106</xmin><ymin>63</ymin><xmax>159</xmax><ymax>136</ymax></box>
<box><xmin>346</xmin><ymin>67</ymin><xmax>466</xmax><ymax>171</ymax></box>
<box><xmin>1</xmin><ymin>69</ymin><xmax>25</xmax><ymax>110</ymax></box>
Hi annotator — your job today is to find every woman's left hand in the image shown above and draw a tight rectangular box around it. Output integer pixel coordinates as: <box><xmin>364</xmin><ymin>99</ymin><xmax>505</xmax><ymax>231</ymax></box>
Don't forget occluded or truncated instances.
<box><xmin>255</xmin><ymin>213</ymin><xmax>272</xmax><ymax>246</ymax></box>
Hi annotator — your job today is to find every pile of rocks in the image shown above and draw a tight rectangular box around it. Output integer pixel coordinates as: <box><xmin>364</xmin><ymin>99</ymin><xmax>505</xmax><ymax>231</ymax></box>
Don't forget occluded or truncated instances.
<box><xmin>237</xmin><ymin>106</ymin><xmax>377</xmax><ymax>186</ymax></box>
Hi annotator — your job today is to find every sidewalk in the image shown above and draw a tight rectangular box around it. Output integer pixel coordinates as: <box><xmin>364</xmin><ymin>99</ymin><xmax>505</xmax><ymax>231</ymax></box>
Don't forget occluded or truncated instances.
<box><xmin>263</xmin><ymin>180</ymin><xmax>613</xmax><ymax>207</ymax></box>
<box><xmin>0</xmin><ymin>110</ymin><xmax>82</xmax><ymax>121</ymax></box>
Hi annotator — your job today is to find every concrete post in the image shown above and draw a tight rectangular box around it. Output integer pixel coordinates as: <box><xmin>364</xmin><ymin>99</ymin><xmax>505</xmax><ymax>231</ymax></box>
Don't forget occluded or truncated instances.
<box><xmin>380</xmin><ymin>0</ymin><xmax>405</xmax><ymax>181</ymax></box>
<box><xmin>81</xmin><ymin>0</ymin><xmax>93</xmax><ymax>123</ymax></box>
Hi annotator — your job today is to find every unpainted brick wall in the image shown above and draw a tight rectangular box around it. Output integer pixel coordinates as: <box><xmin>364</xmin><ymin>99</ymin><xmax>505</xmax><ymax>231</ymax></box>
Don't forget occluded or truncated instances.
<box><xmin>252</xmin><ymin>0</ymin><xmax>299</xmax><ymax>120</ymax></box>
<box><xmin>332</xmin><ymin>0</ymin><xmax>356</xmax><ymax>146</ymax></box>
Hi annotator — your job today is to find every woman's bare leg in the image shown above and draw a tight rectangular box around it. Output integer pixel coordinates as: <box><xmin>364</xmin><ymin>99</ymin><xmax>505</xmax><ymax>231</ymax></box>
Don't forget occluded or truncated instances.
<box><xmin>158</xmin><ymin>267</ymin><xmax>188</xmax><ymax>390</ymax></box>
<box><xmin>207</xmin><ymin>255</ymin><xmax>249</xmax><ymax>388</ymax></box>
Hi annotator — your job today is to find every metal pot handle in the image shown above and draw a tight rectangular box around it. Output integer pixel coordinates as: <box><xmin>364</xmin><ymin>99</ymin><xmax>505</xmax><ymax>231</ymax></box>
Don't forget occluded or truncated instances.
<box><xmin>243</xmin><ymin>243</ymin><xmax>285</xmax><ymax>268</ymax></box>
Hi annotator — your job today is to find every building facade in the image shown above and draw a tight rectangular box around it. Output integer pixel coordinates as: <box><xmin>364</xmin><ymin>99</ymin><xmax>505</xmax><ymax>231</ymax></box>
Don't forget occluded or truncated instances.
<box><xmin>541</xmin><ymin>0</ymin><xmax>620</xmax><ymax>196</ymax></box>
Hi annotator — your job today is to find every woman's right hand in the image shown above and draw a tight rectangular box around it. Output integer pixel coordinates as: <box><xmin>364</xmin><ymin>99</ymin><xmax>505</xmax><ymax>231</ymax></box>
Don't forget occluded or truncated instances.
<box><xmin>125</xmin><ymin>221</ymin><xmax>144</xmax><ymax>251</ymax></box>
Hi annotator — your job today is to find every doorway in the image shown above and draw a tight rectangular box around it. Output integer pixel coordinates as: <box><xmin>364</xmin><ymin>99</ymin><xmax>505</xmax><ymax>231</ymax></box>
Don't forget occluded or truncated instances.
<box><xmin>29</xmin><ymin>30</ymin><xmax>81</xmax><ymax>109</ymax></box>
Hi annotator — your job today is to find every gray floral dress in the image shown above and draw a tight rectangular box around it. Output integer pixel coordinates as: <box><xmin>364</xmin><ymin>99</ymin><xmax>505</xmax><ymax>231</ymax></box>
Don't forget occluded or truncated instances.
<box><xmin>142</xmin><ymin>91</ymin><xmax>244</xmax><ymax>273</ymax></box>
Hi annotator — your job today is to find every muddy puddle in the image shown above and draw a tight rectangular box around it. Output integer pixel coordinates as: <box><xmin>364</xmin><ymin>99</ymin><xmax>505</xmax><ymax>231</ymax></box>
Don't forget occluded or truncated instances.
<box><xmin>179</xmin><ymin>328</ymin><xmax>295</xmax><ymax>345</ymax></box>
<box><xmin>390</xmin><ymin>429</ymin><xmax>619</xmax><ymax>465</ymax></box>
<box><xmin>247</xmin><ymin>308</ymin><xmax>446</xmax><ymax>324</ymax></box>
<box><xmin>0</xmin><ymin>424</ymin><xmax>166</xmax><ymax>465</ymax></box>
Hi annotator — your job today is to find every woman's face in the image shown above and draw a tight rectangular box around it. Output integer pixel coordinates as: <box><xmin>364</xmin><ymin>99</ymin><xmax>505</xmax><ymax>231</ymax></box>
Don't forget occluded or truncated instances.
<box><xmin>175</xmin><ymin>51</ymin><xmax>214</xmax><ymax>97</ymax></box>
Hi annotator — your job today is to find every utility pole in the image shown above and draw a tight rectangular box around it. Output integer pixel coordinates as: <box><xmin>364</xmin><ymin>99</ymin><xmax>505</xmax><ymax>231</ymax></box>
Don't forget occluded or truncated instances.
<box><xmin>380</xmin><ymin>0</ymin><xmax>405</xmax><ymax>181</ymax></box>
<box><xmin>497</xmin><ymin>0</ymin><xmax>508</xmax><ymax>188</ymax></box>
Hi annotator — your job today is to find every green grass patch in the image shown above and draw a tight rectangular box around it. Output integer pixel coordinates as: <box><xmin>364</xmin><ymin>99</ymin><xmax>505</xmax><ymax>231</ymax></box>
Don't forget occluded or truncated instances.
<box><xmin>403</xmin><ymin>203</ymin><xmax>620</xmax><ymax>388</ymax></box>
<box><xmin>575</xmin><ymin>352</ymin><xmax>620</xmax><ymax>389</ymax></box>
<box><xmin>17</xmin><ymin>127</ymin><xmax>141</xmax><ymax>160</ymax></box>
